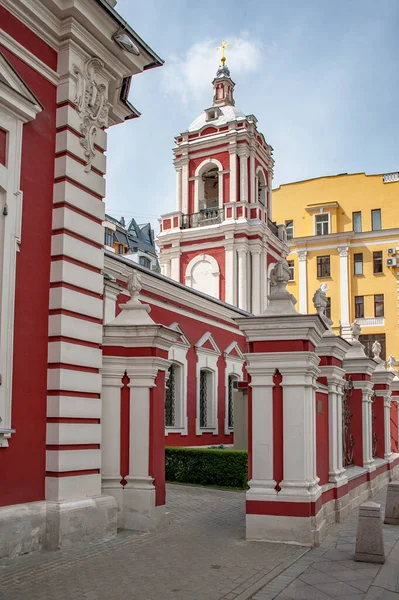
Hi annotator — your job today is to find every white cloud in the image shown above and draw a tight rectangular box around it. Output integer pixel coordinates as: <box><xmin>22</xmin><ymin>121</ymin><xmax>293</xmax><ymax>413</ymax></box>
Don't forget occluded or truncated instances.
<box><xmin>162</xmin><ymin>35</ymin><xmax>263</xmax><ymax>103</ymax></box>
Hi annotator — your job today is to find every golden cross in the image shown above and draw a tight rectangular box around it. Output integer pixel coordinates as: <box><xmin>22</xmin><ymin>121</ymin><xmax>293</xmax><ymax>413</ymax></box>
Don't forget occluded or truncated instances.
<box><xmin>217</xmin><ymin>40</ymin><xmax>228</xmax><ymax>66</ymax></box>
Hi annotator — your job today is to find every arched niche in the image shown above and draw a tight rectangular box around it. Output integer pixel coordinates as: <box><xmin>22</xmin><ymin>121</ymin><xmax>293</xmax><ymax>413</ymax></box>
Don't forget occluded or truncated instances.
<box><xmin>185</xmin><ymin>253</ymin><xmax>220</xmax><ymax>299</ymax></box>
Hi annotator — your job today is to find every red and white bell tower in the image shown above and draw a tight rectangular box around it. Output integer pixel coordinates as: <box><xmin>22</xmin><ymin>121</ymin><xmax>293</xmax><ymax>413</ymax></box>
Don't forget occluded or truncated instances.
<box><xmin>158</xmin><ymin>54</ymin><xmax>287</xmax><ymax>313</ymax></box>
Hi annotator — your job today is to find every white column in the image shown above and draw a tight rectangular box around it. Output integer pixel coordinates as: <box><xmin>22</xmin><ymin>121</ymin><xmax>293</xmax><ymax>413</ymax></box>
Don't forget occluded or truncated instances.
<box><xmin>224</xmin><ymin>242</ymin><xmax>236</xmax><ymax>306</ymax></box>
<box><xmin>362</xmin><ymin>388</ymin><xmax>374</xmax><ymax>468</ymax></box>
<box><xmin>101</xmin><ymin>374</ymin><xmax>123</xmax><ymax>511</ymax></box>
<box><xmin>237</xmin><ymin>248</ymin><xmax>248</xmax><ymax>311</ymax></box>
<box><xmin>103</xmin><ymin>282</ymin><xmax>119</xmax><ymax>324</ymax></box>
<box><xmin>338</xmin><ymin>247</ymin><xmax>350</xmax><ymax>335</ymax></box>
<box><xmin>239</xmin><ymin>153</ymin><xmax>248</xmax><ymax>203</ymax></box>
<box><xmin>249</xmin><ymin>155</ymin><xmax>255</xmax><ymax>204</ymax></box>
<box><xmin>229</xmin><ymin>149</ymin><xmax>237</xmax><ymax>203</ymax></box>
<box><xmin>181</xmin><ymin>159</ymin><xmax>189</xmax><ymax>214</ymax></box>
<box><xmin>280</xmin><ymin>367</ymin><xmax>320</xmax><ymax>501</ymax></box>
<box><xmin>175</xmin><ymin>168</ymin><xmax>182</xmax><ymax>212</ymax></box>
<box><xmin>260</xmin><ymin>250</ymin><xmax>267</xmax><ymax>313</ymax></box>
<box><xmin>170</xmin><ymin>250</ymin><xmax>180</xmax><ymax>282</ymax></box>
<box><xmin>297</xmin><ymin>250</ymin><xmax>308</xmax><ymax>313</ymax></box>
<box><xmin>251</xmin><ymin>250</ymin><xmax>261</xmax><ymax>315</ymax></box>
<box><xmin>384</xmin><ymin>394</ymin><xmax>392</xmax><ymax>459</ymax></box>
<box><xmin>218</xmin><ymin>172</ymin><xmax>224</xmax><ymax>209</ymax></box>
<box><xmin>246</xmin><ymin>364</ymin><xmax>276</xmax><ymax>499</ymax></box>
<box><xmin>327</xmin><ymin>376</ymin><xmax>346</xmax><ymax>482</ymax></box>
<box><xmin>123</xmin><ymin>365</ymin><xmax>157</xmax><ymax>531</ymax></box>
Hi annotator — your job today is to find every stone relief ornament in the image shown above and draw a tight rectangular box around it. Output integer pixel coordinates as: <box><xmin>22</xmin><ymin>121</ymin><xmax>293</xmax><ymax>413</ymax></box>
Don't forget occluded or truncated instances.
<box><xmin>387</xmin><ymin>354</ymin><xmax>396</xmax><ymax>372</ymax></box>
<box><xmin>372</xmin><ymin>340</ymin><xmax>382</xmax><ymax>360</ymax></box>
<box><xmin>73</xmin><ymin>58</ymin><xmax>110</xmax><ymax>172</ymax></box>
<box><xmin>312</xmin><ymin>284</ymin><xmax>328</xmax><ymax>318</ymax></box>
<box><xmin>350</xmin><ymin>321</ymin><xmax>361</xmax><ymax>342</ymax></box>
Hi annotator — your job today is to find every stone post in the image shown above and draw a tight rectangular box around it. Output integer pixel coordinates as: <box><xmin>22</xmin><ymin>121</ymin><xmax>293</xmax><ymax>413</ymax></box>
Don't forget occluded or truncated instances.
<box><xmin>342</xmin><ymin>323</ymin><xmax>376</xmax><ymax>471</ymax></box>
<box><xmin>102</xmin><ymin>270</ymin><xmax>179</xmax><ymax>531</ymax></box>
<box><xmin>355</xmin><ymin>502</ymin><xmax>385</xmax><ymax>564</ymax></box>
<box><xmin>236</xmin><ymin>259</ymin><xmax>327</xmax><ymax>545</ymax></box>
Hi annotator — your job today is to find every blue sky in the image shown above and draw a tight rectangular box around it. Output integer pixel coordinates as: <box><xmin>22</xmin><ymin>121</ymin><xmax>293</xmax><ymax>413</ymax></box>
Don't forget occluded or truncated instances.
<box><xmin>105</xmin><ymin>0</ymin><xmax>399</xmax><ymax>232</ymax></box>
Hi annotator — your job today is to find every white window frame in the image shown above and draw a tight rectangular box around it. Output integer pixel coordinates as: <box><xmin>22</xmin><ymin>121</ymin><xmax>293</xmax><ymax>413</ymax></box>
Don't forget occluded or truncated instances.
<box><xmin>195</xmin><ymin>332</ymin><xmax>220</xmax><ymax>435</ymax></box>
<box><xmin>314</xmin><ymin>212</ymin><xmax>330</xmax><ymax>236</ymax></box>
<box><xmin>287</xmin><ymin>260</ymin><xmax>295</xmax><ymax>281</ymax></box>
<box><xmin>285</xmin><ymin>219</ymin><xmax>294</xmax><ymax>240</ymax></box>
<box><xmin>165</xmin><ymin>322</ymin><xmax>190</xmax><ymax>435</ymax></box>
<box><xmin>224</xmin><ymin>342</ymin><xmax>244</xmax><ymax>434</ymax></box>
<box><xmin>0</xmin><ymin>56</ymin><xmax>41</xmax><ymax>447</ymax></box>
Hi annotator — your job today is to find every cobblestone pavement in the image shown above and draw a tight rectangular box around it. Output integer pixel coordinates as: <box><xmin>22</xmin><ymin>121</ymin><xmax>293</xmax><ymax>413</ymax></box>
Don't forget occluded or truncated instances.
<box><xmin>0</xmin><ymin>485</ymin><xmax>305</xmax><ymax>600</ymax></box>
<box><xmin>254</xmin><ymin>486</ymin><xmax>399</xmax><ymax>600</ymax></box>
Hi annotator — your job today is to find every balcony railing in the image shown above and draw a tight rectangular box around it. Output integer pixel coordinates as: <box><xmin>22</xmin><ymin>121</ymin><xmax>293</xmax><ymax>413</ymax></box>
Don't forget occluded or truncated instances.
<box><xmin>356</xmin><ymin>317</ymin><xmax>385</xmax><ymax>327</ymax></box>
<box><xmin>182</xmin><ymin>208</ymin><xmax>223</xmax><ymax>229</ymax></box>
<box><xmin>383</xmin><ymin>172</ymin><xmax>399</xmax><ymax>183</ymax></box>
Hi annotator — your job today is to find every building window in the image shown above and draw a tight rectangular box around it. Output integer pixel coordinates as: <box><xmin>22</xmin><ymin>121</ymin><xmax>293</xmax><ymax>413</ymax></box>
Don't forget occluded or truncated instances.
<box><xmin>287</xmin><ymin>260</ymin><xmax>295</xmax><ymax>281</ymax></box>
<box><xmin>317</xmin><ymin>255</ymin><xmax>330</xmax><ymax>278</ymax></box>
<box><xmin>373</xmin><ymin>251</ymin><xmax>383</xmax><ymax>274</ymax></box>
<box><xmin>325</xmin><ymin>297</ymin><xmax>331</xmax><ymax>320</ymax></box>
<box><xmin>257</xmin><ymin>169</ymin><xmax>267</xmax><ymax>206</ymax></box>
<box><xmin>353</xmin><ymin>211</ymin><xmax>362</xmax><ymax>233</ymax></box>
<box><xmin>118</xmin><ymin>244</ymin><xmax>124</xmax><ymax>254</ymax></box>
<box><xmin>315</xmin><ymin>214</ymin><xmax>329</xmax><ymax>236</ymax></box>
<box><xmin>139</xmin><ymin>256</ymin><xmax>151</xmax><ymax>269</ymax></box>
<box><xmin>104</xmin><ymin>228</ymin><xmax>113</xmax><ymax>247</ymax></box>
<box><xmin>354</xmin><ymin>253</ymin><xmax>363</xmax><ymax>276</ymax></box>
<box><xmin>285</xmin><ymin>220</ymin><xmax>294</xmax><ymax>240</ymax></box>
<box><xmin>228</xmin><ymin>374</ymin><xmax>238</xmax><ymax>429</ymax></box>
<box><xmin>165</xmin><ymin>364</ymin><xmax>177</xmax><ymax>427</ymax></box>
<box><xmin>355</xmin><ymin>296</ymin><xmax>364</xmax><ymax>319</ymax></box>
<box><xmin>374</xmin><ymin>294</ymin><xmax>384</xmax><ymax>317</ymax></box>
<box><xmin>199</xmin><ymin>369</ymin><xmax>213</xmax><ymax>428</ymax></box>
<box><xmin>359</xmin><ymin>334</ymin><xmax>386</xmax><ymax>360</ymax></box>
<box><xmin>371</xmin><ymin>209</ymin><xmax>382</xmax><ymax>231</ymax></box>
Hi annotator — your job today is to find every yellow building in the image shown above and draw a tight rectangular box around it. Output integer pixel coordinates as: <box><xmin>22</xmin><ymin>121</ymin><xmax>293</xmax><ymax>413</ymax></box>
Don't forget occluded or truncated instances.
<box><xmin>273</xmin><ymin>172</ymin><xmax>399</xmax><ymax>359</ymax></box>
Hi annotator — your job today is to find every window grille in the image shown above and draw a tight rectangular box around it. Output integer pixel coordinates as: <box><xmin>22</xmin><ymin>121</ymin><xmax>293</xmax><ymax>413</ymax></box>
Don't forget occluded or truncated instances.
<box><xmin>165</xmin><ymin>364</ymin><xmax>176</xmax><ymax>427</ymax></box>
<box><xmin>342</xmin><ymin>386</ymin><xmax>354</xmax><ymax>467</ymax></box>
<box><xmin>200</xmin><ymin>370</ymin><xmax>208</xmax><ymax>428</ymax></box>
<box><xmin>228</xmin><ymin>375</ymin><xmax>235</xmax><ymax>429</ymax></box>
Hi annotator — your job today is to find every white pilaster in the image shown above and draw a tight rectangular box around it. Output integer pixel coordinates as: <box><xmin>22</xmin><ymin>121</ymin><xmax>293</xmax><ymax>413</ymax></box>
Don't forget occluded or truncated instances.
<box><xmin>338</xmin><ymin>247</ymin><xmax>351</xmax><ymax>337</ymax></box>
<box><xmin>170</xmin><ymin>250</ymin><xmax>181</xmax><ymax>282</ymax></box>
<box><xmin>224</xmin><ymin>241</ymin><xmax>236</xmax><ymax>306</ymax></box>
<box><xmin>181</xmin><ymin>159</ymin><xmax>189</xmax><ymax>214</ymax></box>
<box><xmin>103</xmin><ymin>281</ymin><xmax>119</xmax><ymax>324</ymax></box>
<box><xmin>101</xmin><ymin>371</ymin><xmax>123</xmax><ymax>511</ymax></box>
<box><xmin>175</xmin><ymin>167</ymin><xmax>182</xmax><ymax>212</ymax></box>
<box><xmin>237</xmin><ymin>248</ymin><xmax>248</xmax><ymax>311</ymax></box>
<box><xmin>362</xmin><ymin>387</ymin><xmax>374</xmax><ymax>469</ymax></box>
<box><xmin>229</xmin><ymin>149</ymin><xmax>237</xmax><ymax>203</ymax></box>
<box><xmin>297</xmin><ymin>250</ymin><xmax>308</xmax><ymax>313</ymax></box>
<box><xmin>326</xmin><ymin>374</ymin><xmax>346</xmax><ymax>482</ymax></box>
<box><xmin>384</xmin><ymin>393</ymin><xmax>392</xmax><ymax>459</ymax></box>
<box><xmin>239</xmin><ymin>153</ymin><xmax>248</xmax><ymax>203</ymax></box>
<box><xmin>249</xmin><ymin>155</ymin><xmax>255</xmax><ymax>204</ymax></box>
<box><xmin>251</xmin><ymin>250</ymin><xmax>261</xmax><ymax>315</ymax></box>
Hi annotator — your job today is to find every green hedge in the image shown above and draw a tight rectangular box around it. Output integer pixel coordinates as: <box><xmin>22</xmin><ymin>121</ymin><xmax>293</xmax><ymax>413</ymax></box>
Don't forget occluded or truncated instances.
<box><xmin>165</xmin><ymin>447</ymin><xmax>248</xmax><ymax>489</ymax></box>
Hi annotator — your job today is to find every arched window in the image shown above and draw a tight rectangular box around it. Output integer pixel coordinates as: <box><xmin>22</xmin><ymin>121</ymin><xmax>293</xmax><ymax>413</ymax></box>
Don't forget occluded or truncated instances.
<box><xmin>257</xmin><ymin>168</ymin><xmax>267</xmax><ymax>206</ymax></box>
<box><xmin>165</xmin><ymin>363</ymin><xmax>182</xmax><ymax>428</ymax></box>
<box><xmin>228</xmin><ymin>374</ymin><xmax>239</xmax><ymax>429</ymax></box>
<box><xmin>200</xmin><ymin>164</ymin><xmax>219</xmax><ymax>210</ymax></box>
<box><xmin>199</xmin><ymin>369</ymin><xmax>214</xmax><ymax>428</ymax></box>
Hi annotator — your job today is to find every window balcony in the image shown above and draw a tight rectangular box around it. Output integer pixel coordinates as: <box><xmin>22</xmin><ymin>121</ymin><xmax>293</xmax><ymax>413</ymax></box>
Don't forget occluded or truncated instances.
<box><xmin>356</xmin><ymin>317</ymin><xmax>385</xmax><ymax>327</ymax></box>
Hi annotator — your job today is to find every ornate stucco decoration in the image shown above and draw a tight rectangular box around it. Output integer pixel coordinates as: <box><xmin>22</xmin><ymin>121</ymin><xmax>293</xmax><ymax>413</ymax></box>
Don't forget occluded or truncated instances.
<box><xmin>73</xmin><ymin>58</ymin><xmax>110</xmax><ymax>172</ymax></box>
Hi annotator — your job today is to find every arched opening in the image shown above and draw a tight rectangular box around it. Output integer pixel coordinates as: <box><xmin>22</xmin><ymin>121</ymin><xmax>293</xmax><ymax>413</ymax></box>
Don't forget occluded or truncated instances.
<box><xmin>185</xmin><ymin>254</ymin><xmax>220</xmax><ymax>299</ymax></box>
<box><xmin>257</xmin><ymin>168</ymin><xmax>267</xmax><ymax>206</ymax></box>
<box><xmin>199</xmin><ymin>164</ymin><xmax>219</xmax><ymax>211</ymax></box>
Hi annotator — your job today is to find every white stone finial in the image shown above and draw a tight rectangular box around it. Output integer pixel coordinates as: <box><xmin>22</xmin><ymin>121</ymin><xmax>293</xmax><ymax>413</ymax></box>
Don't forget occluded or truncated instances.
<box><xmin>372</xmin><ymin>340</ymin><xmax>382</xmax><ymax>361</ymax></box>
<box><xmin>264</xmin><ymin>259</ymin><xmax>298</xmax><ymax>316</ymax></box>
<box><xmin>350</xmin><ymin>321</ymin><xmax>361</xmax><ymax>342</ymax></box>
<box><xmin>313</xmin><ymin>283</ymin><xmax>333</xmax><ymax>332</ymax></box>
<box><xmin>126</xmin><ymin>270</ymin><xmax>142</xmax><ymax>304</ymax></box>
<box><xmin>387</xmin><ymin>354</ymin><xmax>396</xmax><ymax>372</ymax></box>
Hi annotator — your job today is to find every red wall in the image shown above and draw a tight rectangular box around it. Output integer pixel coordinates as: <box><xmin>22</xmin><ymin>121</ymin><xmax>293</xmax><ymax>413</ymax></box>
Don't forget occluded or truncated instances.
<box><xmin>391</xmin><ymin>400</ymin><xmax>398</xmax><ymax>453</ymax></box>
<box><xmin>316</xmin><ymin>391</ymin><xmax>329</xmax><ymax>485</ymax></box>
<box><xmin>0</xmin><ymin>27</ymin><xmax>56</xmax><ymax>506</ymax></box>
<box><xmin>116</xmin><ymin>290</ymin><xmax>246</xmax><ymax>447</ymax></box>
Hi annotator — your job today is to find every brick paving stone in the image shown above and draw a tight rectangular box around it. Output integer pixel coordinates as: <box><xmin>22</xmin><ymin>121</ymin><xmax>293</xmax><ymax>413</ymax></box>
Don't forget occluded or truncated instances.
<box><xmin>0</xmin><ymin>484</ymin><xmax>304</xmax><ymax>600</ymax></box>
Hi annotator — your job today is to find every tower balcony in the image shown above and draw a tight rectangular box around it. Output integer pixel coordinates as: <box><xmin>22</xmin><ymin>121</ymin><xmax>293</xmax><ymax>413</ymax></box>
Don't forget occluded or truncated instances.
<box><xmin>159</xmin><ymin>202</ymin><xmax>286</xmax><ymax>242</ymax></box>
